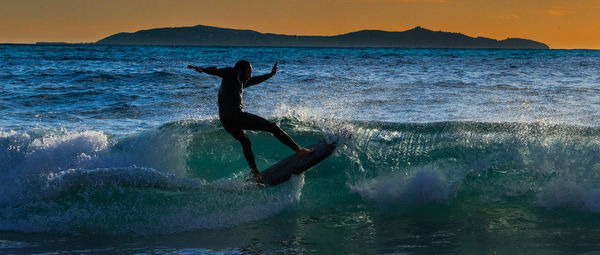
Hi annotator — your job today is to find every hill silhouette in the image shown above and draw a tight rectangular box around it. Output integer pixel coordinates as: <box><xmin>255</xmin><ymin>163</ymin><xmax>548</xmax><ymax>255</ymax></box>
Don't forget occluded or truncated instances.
<box><xmin>96</xmin><ymin>25</ymin><xmax>549</xmax><ymax>49</ymax></box>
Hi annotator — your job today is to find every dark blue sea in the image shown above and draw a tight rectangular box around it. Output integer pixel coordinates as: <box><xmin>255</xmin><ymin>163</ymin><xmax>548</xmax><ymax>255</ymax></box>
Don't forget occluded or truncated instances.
<box><xmin>2</xmin><ymin>45</ymin><xmax>600</xmax><ymax>254</ymax></box>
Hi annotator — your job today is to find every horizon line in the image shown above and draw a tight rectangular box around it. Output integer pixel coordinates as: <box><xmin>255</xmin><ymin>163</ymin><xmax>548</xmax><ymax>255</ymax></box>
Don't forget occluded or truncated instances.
<box><xmin>6</xmin><ymin>43</ymin><xmax>600</xmax><ymax>50</ymax></box>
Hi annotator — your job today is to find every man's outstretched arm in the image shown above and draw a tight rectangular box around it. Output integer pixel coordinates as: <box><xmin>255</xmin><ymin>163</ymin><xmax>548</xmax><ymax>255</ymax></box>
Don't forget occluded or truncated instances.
<box><xmin>246</xmin><ymin>62</ymin><xmax>278</xmax><ymax>88</ymax></box>
<box><xmin>187</xmin><ymin>65</ymin><xmax>226</xmax><ymax>78</ymax></box>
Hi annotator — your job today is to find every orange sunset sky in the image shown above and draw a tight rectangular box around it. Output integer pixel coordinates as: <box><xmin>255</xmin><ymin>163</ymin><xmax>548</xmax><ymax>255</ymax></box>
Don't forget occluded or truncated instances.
<box><xmin>1</xmin><ymin>0</ymin><xmax>599</xmax><ymax>49</ymax></box>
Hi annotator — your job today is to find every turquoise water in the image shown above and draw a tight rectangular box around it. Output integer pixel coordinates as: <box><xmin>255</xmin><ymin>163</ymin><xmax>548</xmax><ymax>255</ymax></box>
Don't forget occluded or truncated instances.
<box><xmin>2</xmin><ymin>45</ymin><xmax>600</xmax><ymax>254</ymax></box>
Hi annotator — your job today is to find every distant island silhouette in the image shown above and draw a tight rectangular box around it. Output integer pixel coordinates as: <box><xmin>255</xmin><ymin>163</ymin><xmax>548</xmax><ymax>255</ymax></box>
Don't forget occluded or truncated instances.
<box><xmin>96</xmin><ymin>25</ymin><xmax>549</xmax><ymax>49</ymax></box>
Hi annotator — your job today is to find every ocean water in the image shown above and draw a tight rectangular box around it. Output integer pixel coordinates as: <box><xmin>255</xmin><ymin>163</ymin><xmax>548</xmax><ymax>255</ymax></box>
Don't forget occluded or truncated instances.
<box><xmin>2</xmin><ymin>45</ymin><xmax>600</xmax><ymax>254</ymax></box>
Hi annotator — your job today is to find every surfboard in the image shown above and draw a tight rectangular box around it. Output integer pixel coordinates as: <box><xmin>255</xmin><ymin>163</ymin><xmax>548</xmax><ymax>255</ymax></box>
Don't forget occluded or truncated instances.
<box><xmin>258</xmin><ymin>139</ymin><xmax>336</xmax><ymax>187</ymax></box>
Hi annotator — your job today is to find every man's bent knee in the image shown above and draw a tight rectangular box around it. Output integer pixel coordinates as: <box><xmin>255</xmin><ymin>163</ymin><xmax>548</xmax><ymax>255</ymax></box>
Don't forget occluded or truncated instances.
<box><xmin>266</xmin><ymin>121</ymin><xmax>279</xmax><ymax>132</ymax></box>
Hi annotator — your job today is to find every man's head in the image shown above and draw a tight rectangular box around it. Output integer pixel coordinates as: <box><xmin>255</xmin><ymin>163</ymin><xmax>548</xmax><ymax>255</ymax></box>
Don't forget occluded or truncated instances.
<box><xmin>234</xmin><ymin>60</ymin><xmax>252</xmax><ymax>81</ymax></box>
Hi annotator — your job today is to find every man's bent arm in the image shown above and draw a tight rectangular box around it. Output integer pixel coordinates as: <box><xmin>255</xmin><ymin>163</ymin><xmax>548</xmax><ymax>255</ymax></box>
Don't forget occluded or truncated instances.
<box><xmin>246</xmin><ymin>61</ymin><xmax>278</xmax><ymax>88</ymax></box>
<box><xmin>245</xmin><ymin>73</ymin><xmax>273</xmax><ymax>87</ymax></box>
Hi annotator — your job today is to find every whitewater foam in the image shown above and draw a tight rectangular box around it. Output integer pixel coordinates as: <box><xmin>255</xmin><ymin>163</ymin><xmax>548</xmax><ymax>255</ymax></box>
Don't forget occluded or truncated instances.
<box><xmin>536</xmin><ymin>178</ymin><xmax>600</xmax><ymax>213</ymax></box>
<box><xmin>351</xmin><ymin>169</ymin><xmax>453</xmax><ymax>205</ymax></box>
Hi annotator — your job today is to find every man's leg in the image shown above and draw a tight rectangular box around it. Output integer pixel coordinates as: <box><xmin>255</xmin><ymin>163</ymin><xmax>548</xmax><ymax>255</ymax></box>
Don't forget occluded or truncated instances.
<box><xmin>225</xmin><ymin>127</ymin><xmax>259</xmax><ymax>174</ymax></box>
<box><xmin>238</xmin><ymin>112</ymin><xmax>301</xmax><ymax>151</ymax></box>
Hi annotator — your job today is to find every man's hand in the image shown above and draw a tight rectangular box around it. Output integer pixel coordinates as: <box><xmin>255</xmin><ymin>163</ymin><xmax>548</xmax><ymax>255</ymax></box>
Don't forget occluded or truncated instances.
<box><xmin>270</xmin><ymin>61</ymin><xmax>279</xmax><ymax>76</ymax></box>
<box><xmin>187</xmin><ymin>65</ymin><xmax>203</xmax><ymax>73</ymax></box>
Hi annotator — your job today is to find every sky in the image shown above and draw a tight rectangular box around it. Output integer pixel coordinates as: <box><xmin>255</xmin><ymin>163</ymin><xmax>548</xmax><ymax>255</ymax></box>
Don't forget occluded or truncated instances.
<box><xmin>1</xmin><ymin>0</ymin><xmax>599</xmax><ymax>49</ymax></box>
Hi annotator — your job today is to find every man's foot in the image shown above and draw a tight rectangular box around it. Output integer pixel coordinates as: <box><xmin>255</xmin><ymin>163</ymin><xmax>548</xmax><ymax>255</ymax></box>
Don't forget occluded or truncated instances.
<box><xmin>252</xmin><ymin>169</ymin><xmax>263</xmax><ymax>182</ymax></box>
<box><xmin>295</xmin><ymin>147</ymin><xmax>314</xmax><ymax>157</ymax></box>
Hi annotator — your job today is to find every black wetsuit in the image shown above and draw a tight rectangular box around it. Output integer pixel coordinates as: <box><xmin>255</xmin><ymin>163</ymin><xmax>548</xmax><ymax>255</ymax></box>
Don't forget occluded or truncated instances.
<box><xmin>204</xmin><ymin>66</ymin><xmax>300</xmax><ymax>171</ymax></box>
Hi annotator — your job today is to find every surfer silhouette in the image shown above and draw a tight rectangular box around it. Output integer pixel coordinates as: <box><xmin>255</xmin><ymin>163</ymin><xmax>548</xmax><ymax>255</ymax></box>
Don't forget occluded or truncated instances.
<box><xmin>188</xmin><ymin>60</ymin><xmax>313</xmax><ymax>182</ymax></box>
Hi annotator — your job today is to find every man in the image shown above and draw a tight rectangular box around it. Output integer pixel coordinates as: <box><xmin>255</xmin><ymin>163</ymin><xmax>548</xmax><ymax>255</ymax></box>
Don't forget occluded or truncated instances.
<box><xmin>187</xmin><ymin>60</ymin><xmax>313</xmax><ymax>182</ymax></box>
